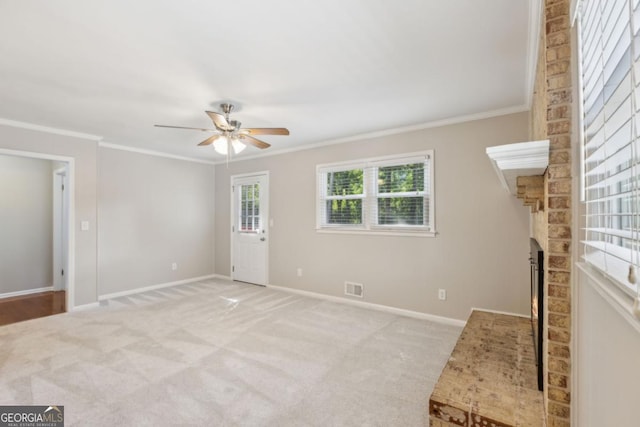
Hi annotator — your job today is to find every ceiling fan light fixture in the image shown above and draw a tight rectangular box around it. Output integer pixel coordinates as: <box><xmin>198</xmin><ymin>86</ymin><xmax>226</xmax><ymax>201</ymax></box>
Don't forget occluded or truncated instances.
<box><xmin>213</xmin><ymin>136</ymin><xmax>229</xmax><ymax>155</ymax></box>
<box><xmin>232</xmin><ymin>139</ymin><xmax>246</xmax><ymax>154</ymax></box>
<box><xmin>213</xmin><ymin>135</ymin><xmax>245</xmax><ymax>155</ymax></box>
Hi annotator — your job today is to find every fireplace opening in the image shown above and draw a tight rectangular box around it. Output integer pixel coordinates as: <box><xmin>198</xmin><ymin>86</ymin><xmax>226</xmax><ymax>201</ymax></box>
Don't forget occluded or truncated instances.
<box><xmin>530</xmin><ymin>238</ymin><xmax>544</xmax><ymax>391</ymax></box>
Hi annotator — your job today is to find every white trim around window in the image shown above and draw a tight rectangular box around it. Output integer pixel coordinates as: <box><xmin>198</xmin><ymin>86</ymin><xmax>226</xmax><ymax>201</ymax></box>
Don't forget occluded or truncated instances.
<box><xmin>316</xmin><ymin>150</ymin><xmax>436</xmax><ymax>237</ymax></box>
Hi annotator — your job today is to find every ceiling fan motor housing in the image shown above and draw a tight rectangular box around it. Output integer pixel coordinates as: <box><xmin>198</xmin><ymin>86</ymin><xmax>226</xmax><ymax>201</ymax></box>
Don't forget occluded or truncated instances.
<box><xmin>221</xmin><ymin>103</ymin><xmax>234</xmax><ymax>115</ymax></box>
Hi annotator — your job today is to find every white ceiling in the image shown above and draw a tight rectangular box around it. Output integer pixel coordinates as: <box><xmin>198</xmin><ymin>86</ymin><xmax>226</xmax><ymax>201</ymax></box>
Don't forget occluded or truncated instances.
<box><xmin>0</xmin><ymin>0</ymin><xmax>539</xmax><ymax>161</ymax></box>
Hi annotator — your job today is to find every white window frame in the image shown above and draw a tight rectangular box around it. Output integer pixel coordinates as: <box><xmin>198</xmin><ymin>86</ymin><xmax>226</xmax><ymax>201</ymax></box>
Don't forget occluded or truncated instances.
<box><xmin>316</xmin><ymin>150</ymin><xmax>436</xmax><ymax>237</ymax></box>
<box><xmin>577</xmin><ymin>0</ymin><xmax>640</xmax><ymax>297</ymax></box>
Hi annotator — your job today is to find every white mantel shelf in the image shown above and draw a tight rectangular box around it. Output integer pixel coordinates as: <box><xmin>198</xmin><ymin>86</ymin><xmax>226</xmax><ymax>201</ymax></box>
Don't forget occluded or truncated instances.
<box><xmin>486</xmin><ymin>140</ymin><xmax>549</xmax><ymax>195</ymax></box>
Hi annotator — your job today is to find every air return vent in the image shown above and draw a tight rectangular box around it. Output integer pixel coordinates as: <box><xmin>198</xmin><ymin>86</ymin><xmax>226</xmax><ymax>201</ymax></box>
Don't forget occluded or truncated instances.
<box><xmin>344</xmin><ymin>281</ymin><xmax>363</xmax><ymax>298</ymax></box>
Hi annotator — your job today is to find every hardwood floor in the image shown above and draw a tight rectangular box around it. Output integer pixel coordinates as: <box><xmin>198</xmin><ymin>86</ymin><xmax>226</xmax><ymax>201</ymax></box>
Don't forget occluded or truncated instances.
<box><xmin>0</xmin><ymin>291</ymin><xmax>66</xmax><ymax>326</ymax></box>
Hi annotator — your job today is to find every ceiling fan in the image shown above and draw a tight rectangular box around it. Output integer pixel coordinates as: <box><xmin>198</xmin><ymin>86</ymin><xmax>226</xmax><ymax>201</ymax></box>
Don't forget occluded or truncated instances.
<box><xmin>154</xmin><ymin>103</ymin><xmax>289</xmax><ymax>155</ymax></box>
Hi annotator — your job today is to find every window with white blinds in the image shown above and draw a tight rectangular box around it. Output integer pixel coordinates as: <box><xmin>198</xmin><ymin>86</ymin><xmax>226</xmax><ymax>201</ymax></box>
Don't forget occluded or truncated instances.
<box><xmin>316</xmin><ymin>151</ymin><xmax>435</xmax><ymax>235</ymax></box>
<box><xmin>319</xmin><ymin>165</ymin><xmax>365</xmax><ymax>226</ymax></box>
<box><xmin>579</xmin><ymin>0</ymin><xmax>640</xmax><ymax>294</ymax></box>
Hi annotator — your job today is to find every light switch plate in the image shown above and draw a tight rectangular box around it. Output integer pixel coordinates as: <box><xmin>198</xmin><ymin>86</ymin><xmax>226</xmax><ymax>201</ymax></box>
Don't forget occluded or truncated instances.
<box><xmin>81</xmin><ymin>221</ymin><xmax>90</xmax><ymax>231</ymax></box>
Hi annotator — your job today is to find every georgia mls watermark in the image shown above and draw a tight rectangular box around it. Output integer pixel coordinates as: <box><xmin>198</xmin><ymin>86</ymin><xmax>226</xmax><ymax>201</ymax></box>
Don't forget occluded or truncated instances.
<box><xmin>0</xmin><ymin>406</ymin><xmax>64</xmax><ymax>427</ymax></box>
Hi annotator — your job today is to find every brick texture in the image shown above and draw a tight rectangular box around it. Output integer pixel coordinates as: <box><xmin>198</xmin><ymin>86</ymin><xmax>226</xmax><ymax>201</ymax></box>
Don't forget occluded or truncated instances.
<box><xmin>531</xmin><ymin>0</ymin><xmax>573</xmax><ymax>424</ymax></box>
<box><xmin>429</xmin><ymin>311</ymin><xmax>545</xmax><ymax>426</ymax></box>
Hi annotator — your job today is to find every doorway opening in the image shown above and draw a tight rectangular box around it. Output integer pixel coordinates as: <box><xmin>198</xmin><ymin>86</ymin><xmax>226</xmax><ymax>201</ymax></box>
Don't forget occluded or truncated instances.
<box><xmin>0</xmin><ymin>148</ymin><xmax>75</xmax><ymax>320</ymax></box>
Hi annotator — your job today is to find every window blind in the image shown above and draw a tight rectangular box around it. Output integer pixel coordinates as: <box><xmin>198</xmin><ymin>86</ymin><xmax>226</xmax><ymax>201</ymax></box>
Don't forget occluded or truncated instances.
<box><xmin>580</xmin><ymin>0</ymin><xmax>640</xmax><ymax>293</ymax></box>
<box><xmin>318</xmin><ymin>165</ymin><xmax>365</xmax><ymax>226</ymax></box>
<box><xmin>371</xmin><ymin>158</ymin><xmax>430</xmax><ymax>228</ymax></box>
<box><xmin>316</xmin><ymin>152</ymin><xmax>434</xmax><ymax>234</ymax></box>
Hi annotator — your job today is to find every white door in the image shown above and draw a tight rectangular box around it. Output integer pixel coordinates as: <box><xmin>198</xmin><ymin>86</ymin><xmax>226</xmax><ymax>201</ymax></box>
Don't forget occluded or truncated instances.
<box><xmin>52</xmin><ymin>167</ymin><xmax>69</xmax><ymax>291</ymax></box>
<box><xmin>232</xmin><ymin>173</ymin><xmax>269</xmax><ymax>285</ymax></box>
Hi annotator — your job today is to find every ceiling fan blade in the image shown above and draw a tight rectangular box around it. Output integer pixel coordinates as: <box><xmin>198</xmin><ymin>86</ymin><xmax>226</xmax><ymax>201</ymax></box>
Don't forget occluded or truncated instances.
<box><xmin>206</xmin><ymin>111</ymin><xmax>234</xmax><ymax>131</ymax></box>
<box><xmin>239</xmin><ymin>134</ymin><xmax>271</xmax><ymax>149</ymax></box>
<box><xmin>154</xmin><ymin>124</ymin><xmax>215</xmax><ymax>132</ymax></box>
<box><xmin>240</xmin><ymin>128</ymin><xmax>290</xmax><ymax>136</ymax></box>
<box><xmin>198</xmin><ymin>134</ymin><xmax>223</xmax><ymax>146</ymax></box>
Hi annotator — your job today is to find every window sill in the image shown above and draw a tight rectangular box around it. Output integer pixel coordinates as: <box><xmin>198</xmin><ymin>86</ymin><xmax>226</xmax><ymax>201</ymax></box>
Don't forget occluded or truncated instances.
<box><xmin>577</xmin><ymin>262</ymin><xmax>640</xmax><ymax>334</ymax></box>
<box><xmin>316</xmin><ymin>228</ymin><xmax>437</xmax><ymax>238</ymax></box>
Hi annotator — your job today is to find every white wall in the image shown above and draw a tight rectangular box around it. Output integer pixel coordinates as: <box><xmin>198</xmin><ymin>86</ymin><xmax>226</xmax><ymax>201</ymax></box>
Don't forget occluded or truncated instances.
<box><xmin>0</xmin><ymin>155</ymin><xmax>53</xmax><ymax>294</ymax></box>
<box><xmin>0</xmin><ymin>124</ymin><xmax>98</xmax><ymax>307</ymax></box>
<box><xmin>97</xmin><ymin>147</ymin><xmax>215</xmax><ymax>296</ymax></box>
<box><xmin>574</xmin><ymin>265</ymin><xmax>640</xmax><ymax>427</ymax></box>
<box><xmin>215</xmin><ymin>112</ymin><xmax>532</xmax><ymax>320</ymax></box>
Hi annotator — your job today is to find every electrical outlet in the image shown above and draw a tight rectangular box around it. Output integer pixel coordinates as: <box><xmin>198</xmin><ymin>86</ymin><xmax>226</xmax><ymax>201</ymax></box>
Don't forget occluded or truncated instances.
<box><xmin>171</xmin><ymin>262</ymin><xmax>178</xmax><ymax>271</ymax></box>
<box><xmin>438</xmin><ymin>289</ymin><xmax>447</xmax><ymax>301</ymax></box>
<box><xmin>297</xmin><ymin>268</ymin><xmax>302</xmax><ymax>277</ymax></box>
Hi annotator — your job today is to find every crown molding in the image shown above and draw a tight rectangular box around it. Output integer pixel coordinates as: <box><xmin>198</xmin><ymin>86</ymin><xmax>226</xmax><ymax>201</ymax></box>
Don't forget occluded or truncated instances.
<box><xmin>1</xmin><ymin>103</ymin><xmax>532</xmax><ymax>168</ymax></box>
<box><xmin>213</xmin><ymin>104</ymin><xmax>530</xmax><ymax>165</ymax></box>
<box><xmin>0</xmin><ymin>117</ymin><xmax>102</xmax><ymax>141</ymax></box>
<box><xmin>98</xmin><ymin>142</ymin><xmax>215</xmax><ymax>165</ymax></box>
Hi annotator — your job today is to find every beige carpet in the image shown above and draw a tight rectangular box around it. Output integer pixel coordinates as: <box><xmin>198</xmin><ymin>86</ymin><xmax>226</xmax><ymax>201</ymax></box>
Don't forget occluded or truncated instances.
<box><xmin>0</xmin><ymin>279</ymin><xmax>461</xmax><ymax>426</ymax></box>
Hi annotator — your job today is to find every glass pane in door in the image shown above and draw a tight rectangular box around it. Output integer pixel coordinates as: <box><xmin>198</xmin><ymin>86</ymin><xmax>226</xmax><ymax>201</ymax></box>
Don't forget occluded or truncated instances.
<box><xmin>239</xmin><ymin>183</ymin><xmax>260</xmax><ymax>233</ymax></box>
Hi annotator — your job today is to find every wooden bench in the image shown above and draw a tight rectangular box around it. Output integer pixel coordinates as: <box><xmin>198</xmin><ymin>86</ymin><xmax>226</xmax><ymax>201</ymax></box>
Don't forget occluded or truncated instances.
<box><xmin>429</xmin><ymin>310</ymin><xmax>545</xmax><ymax>426</ymax></box>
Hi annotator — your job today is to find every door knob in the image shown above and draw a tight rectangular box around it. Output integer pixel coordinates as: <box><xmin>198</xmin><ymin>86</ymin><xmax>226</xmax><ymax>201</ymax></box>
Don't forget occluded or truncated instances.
<box><xmin>260</xmin><ymin>237</ymin><xmax>266</xmax><ymax>241</ymax></box>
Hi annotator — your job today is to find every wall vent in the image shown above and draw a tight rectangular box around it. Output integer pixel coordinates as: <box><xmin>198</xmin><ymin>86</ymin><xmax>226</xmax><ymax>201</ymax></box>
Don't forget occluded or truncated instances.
<box><xmin>344</xmin><ymin>281</ymin><xmax>363</xmax><ymax>298</ymax></box>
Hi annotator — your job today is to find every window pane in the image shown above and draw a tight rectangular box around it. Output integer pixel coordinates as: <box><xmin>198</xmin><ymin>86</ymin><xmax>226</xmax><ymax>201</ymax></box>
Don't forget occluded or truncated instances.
<box><xmin>327</xmin><ymin>169</ymin><xmax>363</xmax><ymax>196</ymax></box>
<box><xmin>377</xmin><ymin>197</ymin><xmax>424</xmax><ymax>225</ymax></box>
<box><xmin>239</xmin><ymin>183</ymin><xmax>260</xmax><ymax>232</ymax></box>
<box><xmin>378</xmin><ymin>163</ymin><xmax>424</xmax><ymax>193</ymax></box>
<box><xmin>326</xmin><ymin>199</ymin><xmax>362</xmax><ymax>224</ymax></box>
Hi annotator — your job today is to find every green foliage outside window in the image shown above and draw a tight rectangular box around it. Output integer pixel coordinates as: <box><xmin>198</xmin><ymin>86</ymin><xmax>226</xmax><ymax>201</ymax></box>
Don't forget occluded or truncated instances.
<box><xmin>377</xmin><ymin>163</ymin><xmax>424</xmax><ymax>193</ymax></box>
<box><xmin>321</xmin><ymin>161</ymin><xmax>428</xmax><ymax>228</ymax></box>
<box><xmin>326</xmin><ymin>169</ymin><xmax>363</xmax><ymax>224</ymax></box>
<box><xmin>240</xmin><ymin>183</ymin><xmax>260</xmax><ymax>231</ymax></box>
<box><xmin>377</xmin><ymin>163</ymin><xmax>425</xmax><ymax>225</ymax></box>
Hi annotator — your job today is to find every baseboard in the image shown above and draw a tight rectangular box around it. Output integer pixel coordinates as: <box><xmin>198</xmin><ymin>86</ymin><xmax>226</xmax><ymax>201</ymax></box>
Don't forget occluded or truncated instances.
<box><xmin>266</xmin><ymin>284</ymin><xmax>466</xmax><ymax>327</ymax></box>
<box><xmin>98</xmin><ymin>274</ymin><xmax>217</xmax><ymax>301</ymax></box>
<box><xmin>72</xmin><ymin>302</ymin><xmax>100</xmax><ymax>312</ymax></box>
<box><xmin>471</xmin><ymin>307</ymin><xmax>530</xmax><ymax>318</ymax></box>
<box><xmin>94</xmin><ymin>275</ymin><xmax>468</xmax><ymax>327</ymax></box>
<box><xmin>0</xmin><ymin>286</ymin><xmax>54</xmax><ymax>300</ymax></box>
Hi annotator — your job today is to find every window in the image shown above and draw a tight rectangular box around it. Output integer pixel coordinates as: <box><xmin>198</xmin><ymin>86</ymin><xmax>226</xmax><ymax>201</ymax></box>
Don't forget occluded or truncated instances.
<box><xmin>323</xmin><ymin>168</ymin><xmax>364</xmax><ymax>225</ymax></box>
<box><xmin>239</xmin><ymin>183</ymin><xmax>260</xmax><ymax>233</ymax></box>
<box><xmin>578</xmin><ymin>0</ymin><xmax>640</xmax><ymax>294</ymax></box>
<box><xmin>316</xmin><ymin>151</ymin><xmax>434</xmax><ymax>236</ymax></box>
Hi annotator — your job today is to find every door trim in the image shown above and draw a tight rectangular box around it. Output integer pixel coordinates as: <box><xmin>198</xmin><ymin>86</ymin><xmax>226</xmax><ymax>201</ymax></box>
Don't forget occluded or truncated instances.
<box><xmin>230</xmin><ymin>171</ymin><xmax>269</xmax><ymax>286</ymax></box>
<box><xmin>53</xmin><ymin>167</ymin><xmax>69</xmax><ymax>292</ymax></box>
<box><xmin>0</xmin><ymin>148</ymin><xmax>76</xmax><ymax>311</ymax></box>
